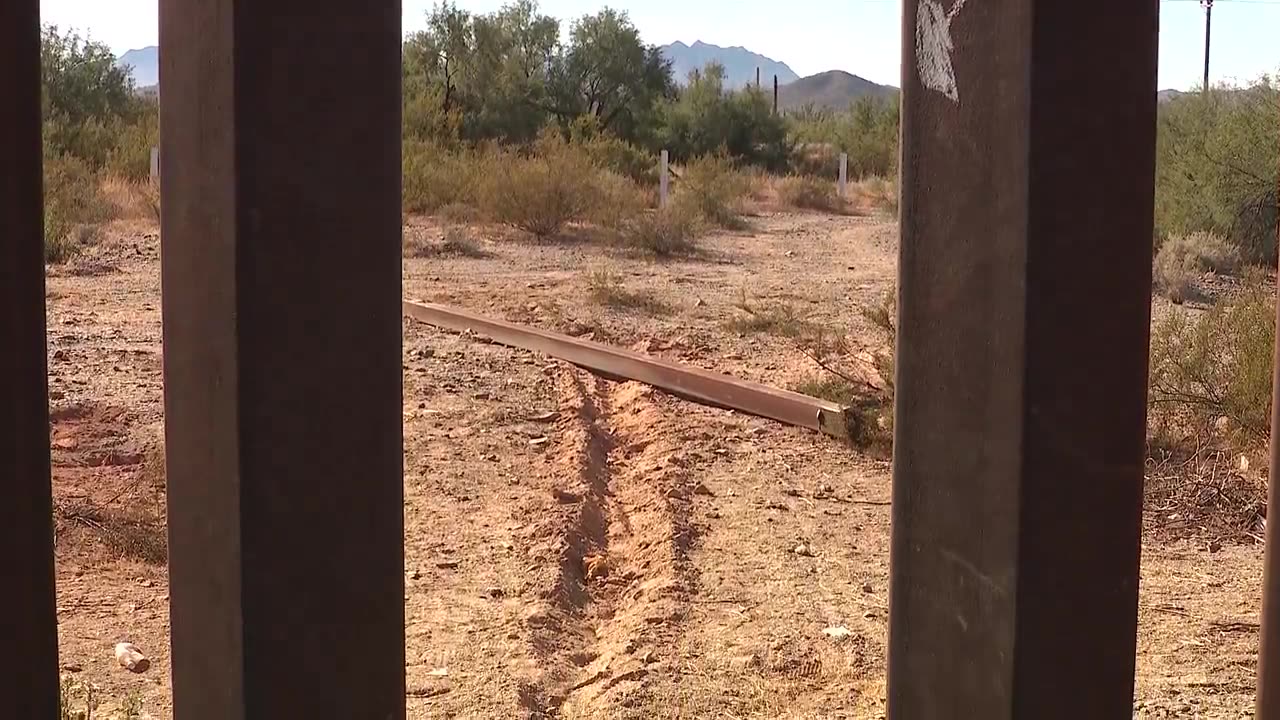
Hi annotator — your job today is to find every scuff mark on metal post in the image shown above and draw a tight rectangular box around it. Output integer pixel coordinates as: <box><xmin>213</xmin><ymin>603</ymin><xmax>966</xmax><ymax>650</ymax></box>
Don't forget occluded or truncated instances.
<box><xmin>916</xmin><ymin>0</ymin><xmax>969</xmax><ymax>103</ymax></box>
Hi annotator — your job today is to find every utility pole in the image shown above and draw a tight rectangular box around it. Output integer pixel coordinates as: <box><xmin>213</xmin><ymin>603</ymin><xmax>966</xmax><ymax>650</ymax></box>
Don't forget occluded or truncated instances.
<box><xmin>1202</xmin><ymin>0</ymin><xmax>1214</xmax><ymax>92</ymax></box>
<box><xmin>773</xmin><ymin>74</ymin><xmax>779</xmax><ymax>114</ymax></box>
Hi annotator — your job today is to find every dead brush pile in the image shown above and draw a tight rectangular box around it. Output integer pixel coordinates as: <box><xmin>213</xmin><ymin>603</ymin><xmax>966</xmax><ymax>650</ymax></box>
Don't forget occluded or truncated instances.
<box><xmin>1144</xmin><ymin>443</ymin><xmax>1265</xmax><ymax>543</ymax></box>
<box><xmin>1145</xmin><ymin>275</ymin><xmax>1274</xmax><ymax>542</ymax></box>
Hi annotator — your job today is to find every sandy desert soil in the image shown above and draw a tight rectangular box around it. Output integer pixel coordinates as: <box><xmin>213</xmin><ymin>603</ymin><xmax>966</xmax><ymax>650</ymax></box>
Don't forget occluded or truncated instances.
<box><xmin>46</xmin><ymin>212</ymin><xmax>1263</xmax><ymax>718</ymax></box>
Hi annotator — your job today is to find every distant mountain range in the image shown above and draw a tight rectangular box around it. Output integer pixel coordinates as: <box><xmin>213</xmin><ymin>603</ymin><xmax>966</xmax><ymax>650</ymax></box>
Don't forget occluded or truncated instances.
<box><xmin>118</xmin><ymin>46</ymin><xmax>158</xmax><ymax>87</ymax></box>
<box><xmin>660</xmin><ymin>41</ymin><xmax>799</xmax><ymax>89</ymax></box>
<box><xmin>778</xmin><ymin>70</ymin><xmax>897</xmax><ymax>110</ymax></box>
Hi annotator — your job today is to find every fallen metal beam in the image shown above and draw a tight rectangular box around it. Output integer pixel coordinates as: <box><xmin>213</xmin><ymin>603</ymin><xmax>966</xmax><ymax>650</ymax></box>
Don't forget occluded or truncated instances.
<box><xmin>403</xmin><ymin>300</ymin><xmax>853</xmax><ymax>439</ymax></box>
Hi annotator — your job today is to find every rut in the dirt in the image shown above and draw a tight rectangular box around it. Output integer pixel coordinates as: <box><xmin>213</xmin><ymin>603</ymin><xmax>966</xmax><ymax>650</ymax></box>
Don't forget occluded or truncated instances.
<box><xmin>517</xmin><ymin>370</ymin><xmax>702</xmax><ymax>718</ymax></box>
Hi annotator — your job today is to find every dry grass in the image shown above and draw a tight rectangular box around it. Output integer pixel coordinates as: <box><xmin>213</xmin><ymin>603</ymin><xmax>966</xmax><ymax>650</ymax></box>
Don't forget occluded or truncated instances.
<box><xmin>854</xmin><ymin>176</ymin><xmax>897</xmax><ymax>216</ymax></box>
<box><xmin>404</xmin><ymin>227</ymin><xmax>491</xmax><ymax>259</ymax></box>
<box><xmin>60</xmin><ymin>676</ymin><xmax>144</xmax><ymax>720</ymax></box>
<box><xmin>438</xmin><ymin>202</ymin><xmax>483</xmax><ymax>224</ymax></box>
<box><xmin>585</xmin><ymin>265</ymin><xmax>672</xmax><ymax>315</ymax></box>
<box><xmin>724</xmin><ymin>294</ymin><xmax>816</xmax><ymax>337</ymax></box>
<box><xmin>99</xmin><ymin>175</ymin><xmax>160</xmax><ymax>222</ymax></box>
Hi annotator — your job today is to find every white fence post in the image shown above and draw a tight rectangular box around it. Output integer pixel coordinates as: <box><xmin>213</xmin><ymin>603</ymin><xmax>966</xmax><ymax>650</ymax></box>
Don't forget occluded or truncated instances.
<box><xmin>838</xmin><ymin>152</ymin><xmax>848</xmax><ymax>198</ymax></box>
<box><xmin>150</xmin><ymin>146</ymin><xmax>160</xmax><ymax>182</ymax></box>
<box><xmin>659</xmin><ymin>150</ymin><xmax>669</xmax><ymax>208</ymax></box>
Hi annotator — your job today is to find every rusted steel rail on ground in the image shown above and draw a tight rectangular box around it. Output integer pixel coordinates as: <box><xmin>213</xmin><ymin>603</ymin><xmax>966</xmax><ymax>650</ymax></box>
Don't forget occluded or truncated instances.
<box><xmin>402</xmin><ymin>300</ymin><xmax>853</xmax><ymax>439</ymax></box>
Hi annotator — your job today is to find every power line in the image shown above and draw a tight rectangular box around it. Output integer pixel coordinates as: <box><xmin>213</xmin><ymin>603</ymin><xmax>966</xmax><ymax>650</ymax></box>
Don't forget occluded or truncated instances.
<box><xmin>1203</xmin><ymin>0</ymin><xmax>1213</xmax><ymax>90</ymax></box>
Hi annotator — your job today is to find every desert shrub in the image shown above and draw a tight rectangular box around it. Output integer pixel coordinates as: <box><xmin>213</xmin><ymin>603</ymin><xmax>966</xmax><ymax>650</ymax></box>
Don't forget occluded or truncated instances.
<box><xmin>777</xmin><ymin>175</ymin><xmax>844</xmax><ymax>213</ymax></box>
<box><xmin>105</xmin><ymin>101</ymin><xmax>159</xmax><ymax>182</ymax></box>
<box><xmin>1160</xmin><ymin>230</ymin><xmax>1242</xmax><ymax>275</ymax></box>
<box><xmin>479</xmin><ymin>136</ymin><xmax>597</xmax><ymax>239</ymax></box>
<box><xmin>1152</xmin><ymin>252</ymin><xmax>1201</xmax><ymax>304</ymax></box>
<box><xmin>674</xmin><ymin>152</ymin><xmax>751</xmax><ymax>229</ymax></box>
<box><xmin>587</xmin><ymin>171</ymin><xmax>649</xmax><ymax>231</ymax></box>
<box><xmin>1153</xmin><ymin>231</ymin><xmax>1241</xmax><ymax>302</ymax></box>
<box><xmin>857</xmin><ymin>175</ymin><xmax>898</xmax><ymax>215</ymax></box>
<box><xmin>620</xmin><ymin>204</ymin><xmax>703</xmax><ymax>257</ymax></box>
<box><xmin>581</xmin><ymin>135</ymin><xmax>658</xmax><ymax>186</ymax></box>
<box><xmin>44</xmin><ymin>154</ymin><xmax>113</xmax><ymax>223</ymax></box>
<box><xmin>1148</xmin><ymin>276</ymin><xmax>1274</xmax><ymax>449</ymax></box>
<box><xmin>43</xmin><ymin>154</ymin><xmax>113</xmax><ymax>263</ymax></box>
<box><xmin>402</xmin><ymin>141</ymin><xmax>493</xmax><ymax>214</ymax></box>
<box><xmin>786</xmin><ymin>289</ymin><xmax>896</xmax><ymax>451</ymax></box>
<box><xmin>788</xmin><ymin>142</ymin><xmax>841</xmax><ymax>179</ymax></box>
<box><xmin>786</xmin><ymin>97</ymin><xmax>900</xmax><ymax>178</ymax></box>
<box><xmin>43</xmin><ymin>208</ymin><xmax>76</xmax><ymax>264</ymax></box>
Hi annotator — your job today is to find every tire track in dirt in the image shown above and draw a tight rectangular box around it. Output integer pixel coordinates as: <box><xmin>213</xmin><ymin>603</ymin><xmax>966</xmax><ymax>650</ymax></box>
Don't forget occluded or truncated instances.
<box><xmin>517</xmin><ymin>370</ymin><xmax>701</xmax><ymax>718</ymax></box>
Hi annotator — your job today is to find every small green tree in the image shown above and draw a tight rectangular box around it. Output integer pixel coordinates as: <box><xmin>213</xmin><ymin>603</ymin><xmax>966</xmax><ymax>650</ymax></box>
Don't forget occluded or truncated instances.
<box><xmin>42</xmin><ymin>25</ymin><xmax>140</xmax><ymax>164</ymax></box>
<box><xmin>547</xmin><ymin>8</ymin><xmax>675</xmax><ymax>144</ymax></box>
<box><xmin>659</xmin><ymin>63</ymin><xmax>790</xmax><ymax>170</ymax></box>
<box><xmin>1155</xmin><ymin>79</ymin><xmax>1279</xmax><ymax>264</ymax></box>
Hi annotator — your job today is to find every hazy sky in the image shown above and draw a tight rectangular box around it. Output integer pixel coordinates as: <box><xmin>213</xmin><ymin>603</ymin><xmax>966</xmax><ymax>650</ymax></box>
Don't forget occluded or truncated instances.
<box><xmin>38</xmin><ymin>0</ymin><xmax>1280</xmax><ymax>90</ymax></box>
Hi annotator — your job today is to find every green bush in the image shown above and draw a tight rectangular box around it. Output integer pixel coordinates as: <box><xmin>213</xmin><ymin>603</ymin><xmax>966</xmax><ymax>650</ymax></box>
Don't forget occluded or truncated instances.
<box><xmin>659</xmin><ymin>63</ymin><xmax>791</xmax><ymax>171</ymax></box>
<box><xmin>1148</xmin><ymin>276</ymin><xmax>1275</xmax><ymax>448</ymax></box>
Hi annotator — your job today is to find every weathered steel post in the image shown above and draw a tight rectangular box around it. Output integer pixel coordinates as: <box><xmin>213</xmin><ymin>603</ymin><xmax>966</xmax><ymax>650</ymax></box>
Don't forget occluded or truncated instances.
<box><xmin>891</xmin><ymin>1</ymin><xmax>1159</xmax><ymax>718</ymax></box>
<box><xmin>159</xmin><ymin>0</ymin><xmax>406</xmax><ymax>717</ymax></box>
<box><xmin>1255</xmin><ymin>88</ymin><xmax>1280</xmax><ymax>720</ymax></box>
<box><xmin>0</xmin><ymin>0</ymin><xmax>61</xmax><ymax>715</ymax></box>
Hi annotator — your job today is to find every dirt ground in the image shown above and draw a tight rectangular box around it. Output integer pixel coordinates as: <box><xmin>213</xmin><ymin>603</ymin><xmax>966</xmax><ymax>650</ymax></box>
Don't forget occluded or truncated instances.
<box><xmin>47</xmin><ymin>211</ymin><xmax>1263</xmax><ymax>719</ymax></box>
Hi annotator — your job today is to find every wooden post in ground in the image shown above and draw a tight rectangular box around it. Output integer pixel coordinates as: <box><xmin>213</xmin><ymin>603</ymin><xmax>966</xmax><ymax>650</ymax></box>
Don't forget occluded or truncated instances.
<box><xmin>660</xmin><ymin>150</ymin><xmax>670</xmax><ymax>208</ymax></box>
<box><xmin>150</xmin><ymin>146</ymin><xmax>160</xmax><ymax>182</ymax></box>
<box><xmin>0</xmin><ymin>0</ymin><xmax>61</xmax><ymax>713</ymax></box>
<box><xmin>838</xmin><ymin>152</ymin><xmax>848</xmax><ymax>198</ymax></box>
<box><xmin>890</xmin><ymin>0</ymin><xmax>1158</xmax><ymax>717</ymax></box>
<box><xmin>159</xmin><ymin>0</ymin><xmax>406</xmax><ymax>717</ymax></box>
